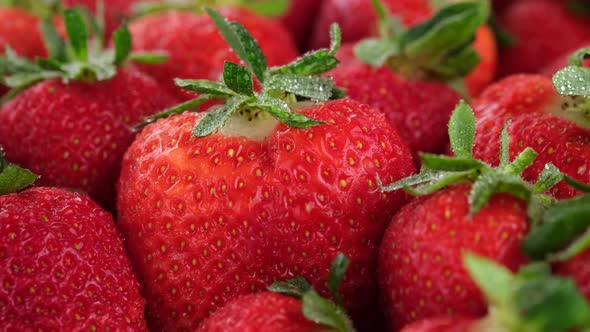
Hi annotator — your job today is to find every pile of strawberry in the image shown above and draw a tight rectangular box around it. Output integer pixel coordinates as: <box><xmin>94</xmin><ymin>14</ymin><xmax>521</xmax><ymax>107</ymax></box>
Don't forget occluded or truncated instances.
<box><xmin>1</xmin><ymin>0</ymin><xmax>590</xmax><ymax>331</ymax></box>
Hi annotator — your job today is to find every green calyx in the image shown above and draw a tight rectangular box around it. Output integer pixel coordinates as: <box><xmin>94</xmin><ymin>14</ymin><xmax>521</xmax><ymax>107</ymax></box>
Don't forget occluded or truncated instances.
<box><xmin>354</xmin><ymin>0</ymin><xmax>490</xmax><ymax>90</ymax></box>
<box><xmin>0</xmin><ymin>0</ymin><xmax>60</xmax><ymax>17</ymax></box>
<box><xmin>131</xmin><ymin>0</ymin><xmax>289</xmax><ymax>18</ymax></box>
<box><xmin>0</xmin><ymin>147</ymin><xmax>38</xmax><ymax>195</ymax></box>
<box><xmin>465</xmin><ymin>253</ymin><xmax>590</xmax><ymax>332</ymax></box>
<box><xmin>137</xmin><ymin>8</ymin><xmax>343</xmax><ymax>135</ymax></box>
<box><xmin>379</xmin><ymin>101</ymin><xmax>560</xmax><ymax>221</ymax></box>
<box><xmin>268</xmin><ymin>253</ymin><xmax>356</xmax><ymax>332</ymax></box>
<box><xmin>0</xmin><ymin>7</ymin><xmax>167</xmax><ymax>105</ymax></box>
<box><xmin>552</xmin><ymin>47</ymin><xmax>590</xmax><ymax>129</ymax></box>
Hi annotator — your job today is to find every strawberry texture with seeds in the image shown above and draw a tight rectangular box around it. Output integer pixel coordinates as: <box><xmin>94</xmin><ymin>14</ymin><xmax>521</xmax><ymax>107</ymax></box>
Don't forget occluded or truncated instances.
<box><xmin>196</xmin><ymin>292</ymin><xmax>324</xmax><ymax>332</ymax></box>
<box><xmin>0</xmin><ymin>187</ymin><xmax>147</xmax><ymax>331</ymax></box>
<box><xmin>400</xmin><ymin>315</ymin><xmax>478</xmax><ymax>332</ymax></box>
<box><xmin>117</xmin><ymin>98</ymin><xmax>415</xmax><ymax>331</ymax></box>
<box><xmin>0</xmin><ymin>68</ymin><xmax>176</xmax><ymax>210</ymax></box>
<box><xmin>129</xmin><ymin>7</ymin><xmax>299</xmax><ymax>101</ymax></box>
<box><xmin>472</xmin><ymin>74</ymin><xmax>590</xmax><ymax>199</ymax></box>
<box><xmin>379</xmin><ymin>184</ymin><xmax>529</xmax><ymax>330</ymax></box>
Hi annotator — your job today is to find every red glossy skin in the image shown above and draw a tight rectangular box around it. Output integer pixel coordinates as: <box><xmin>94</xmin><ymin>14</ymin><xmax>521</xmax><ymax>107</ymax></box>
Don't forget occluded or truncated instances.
<box><xmin>0</xmin><ymin>187</ymin><xmax>147</xmax><ymax>331</ymax></box>
<box><xmin>379</xmin><ymin>185</ymin><xmax>529</xmax><ymax>330</ymax></box>
<box><xmin>555</xmin><ymin>249</ymin><xmax>590</xmax><ymax>302</ymax></box>
<box><xmin>541</xmin><ymin>43</ymin><xmax>590</xmax><ymax>77</ymax></box>
<box><xmin>498</xmin><ymin>0</ymin><xmax>590</xmax><ymax>76</ymax></box>
<box><xmin>331</xmin><ymin>49</ymin><xmax>461</xmax><ymax>160</ymax></box>
<box><xmin>0</xmin><ymin>7</ymin><xmax>47</xmax><ymax>59</ymax></box>
<box><xmin>472</xmin><ymin>74</ymin><xmax>590</xmax><ymax>199</ymax></box>
<box><xmin>280</xmin><ymin>0</ymin><xmax>323</xmax><ymax>50</ymax></box>
<box><xmin>312</xmin><ymin>0</ymin><xmax>496</xmax><ymax>97</ymax></box>
<box><xmin>196</xmin><ymin>292</ymin><xmax>323</xmax><ymax>332</ymax></box>
<box><xmin>0</xmin><ymin>67</ymin><xmax>177</xmax><ymax>210</ymax></box>
<box><xmin>117</xmin><ymin>98</ymin><xmax>415</xmax><ymax>331</ymax></box>
<box><xmin>129</xmin><ymin>7</ymin><xmax>299</xmax><ymax>101</ymax></box>
<box><xmin>400</xmin><ymin>315</ymin><xmax>478</xmax><ymax>332</ymax></box>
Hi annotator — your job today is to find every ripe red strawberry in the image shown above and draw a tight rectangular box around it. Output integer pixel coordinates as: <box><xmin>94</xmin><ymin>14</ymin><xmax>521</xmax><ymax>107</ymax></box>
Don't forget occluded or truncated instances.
<box><xmin>378</xmin><ymin>101</ymin><xmax>564</xmax><ymax>329</ymax></box>
<box><xmin>118</xmin><ymin>13</ymin><xmax>414</xmax><ymax>331</ymax></box>
<box><xmin>399</xmin><ymin>254</ymin><xmax>590</xmax><ymax>332</ymax></box>
<box><xmin>279</xmin><ymin>0</ymin><xmax>323</xmax><ymax>50</ymax></box>
<box><xmin>400</xmin><ymin>316</ymin><xmax>478</xmax><ymax>332</ymax></box>
<box><xmin>197</xmin><ymin>254</ymin><xmax>355</xmax><ymax>332</ymax></box>
<box><xmin>311</xmin><ymin>0</ymin><xmax>497</xmax><ymax>96</ymax></box>
<box><xmin>472</xmin><ymin>49</ymin><xmax>590</xmax><ymax>199</ymax></box>
<box><xmin>0</xmin><ymin>156</ymin><xmax>147</xmax><ymax>331</ymax></box>
<box><xmin>498</xmin><ymin>0</ymin><xmax>590</xmax><ymax>76</ymax></box>
<box><xmin>0</xmin><ymin>7</ymin><xmax>47</xmax><ymax>59</ymax></box>
<box><xmin>329</xmin><ymin>2</ymin><xmax>490</xmax><ymax>160</ymax></box>
<box><xmin>0</xmin><ymin>9</ymin><xmax>176</xmax><ymax>210</ymax></box>
<box><xmin>541</xmin><ymin>43</ymin><xmax>590</xmax><ymax>76</ymax></box>
<box><xmin>129</xmin><ymin>6</ymin><xmax>298</xmax><ymax>101</ymax></box>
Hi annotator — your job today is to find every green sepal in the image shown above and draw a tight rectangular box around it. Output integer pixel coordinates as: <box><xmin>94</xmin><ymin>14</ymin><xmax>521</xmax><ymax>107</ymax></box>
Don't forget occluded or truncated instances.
<box><xmin>174</xmin><ymin>78</ymin><xmax>236</xmax><ymax>96</ymax></box>
<box><xmin>328</xmin><ymin>253</ymin><xmax>348</xmax><ymax>306</ymax></box>
<box><xmin>206</xmin><ymin>7</ymin><xmax>267</xmax><ymax>83</ymax></box>
<box><xmin>133</xmin><ymin>95</ymin><xmax>216</xmax><ymax>130</ymax></box>
<box><xmin>565</xmin><ymin>175</ymin><xmax>590</xmax><ymax>192</ymax></box>
<box><xmin>40</xmin><ymin>17</ymin><xmax>67</xmax><ymax>62</ymax></box>
<box><xmin>239</xmin><ymin>0</ymin><xmax>290</xmax><ymax>17</ymax></box>
<box><xmin>64</xmin><ymin>9</ymin><xmax>88</xmax><ymax>61</ymax></box>
<box><xmin>356</xmin><ymin>0</ymin><xmax>489</xmax><ymax>83</ymax></box>
<box><xmin>193</xmin><ymin>95</ymin><xmax>251</xmax><ymax>137</ymax></box>
<box><xmin>465</xmin><ymin>253</ymin><xmax>590</xmax><ymax>332</ymax></box>
<box><xmin>554</xmin><ymin>47</ymin><xmax>590</xmax><ymax>98</ymax></box>
<box><xmin>223</xmin><ymin>62</ymin><xmax>254</xmax><ymax>96</ymax></box>
<box><xmin>533</xmin><ymin>163</ymin><xmax>564</xmax><ymax>194</ymax></box>
<box><xmin>380</xmin><ymin>100</ymin><xmax>557</xmax><ymax>221</ymax></box>
<box><xmin>128</xmin><ymin>51</ymin><xmax>168</xmax><ymax>64</ymax></box>
<box><xmin>268</xmin><ymin>276</ymin><xmax>312</xmax><ymax>298</ymax></box>
<box><xmin>302</xmin><ymin>290</ymin><xmax>356</xmax><ymax>332</ymax></box>
<box><xmin>113</xmin><ymin>24</ymin><xmax>132</xmax><ymax>66</ymax></box>
<box><xmin>264</xmin><ymin>74</ymin><xmax>335</xmax><ymax>101</ymax></box>
<box><xmin>448</xmin><ymin>100</ymin><xmax>475</xmax><ymax>158</ymax></box>
<box><xmin>0</xmin><ymin>149</ymin><xmax>38</xmax><ymax>195</ymax></box>
<box><xmin>252</xmin><ymin>96</ymin><xmax>324</xmax><ymax>129</ymax></box>
<box><xmin>522</xmin><ymin>194</ymin><xmax>590</xmax><ymax>260</ymax></box>
<box><xmin>268</xmin><ymin>253</ymin><xmax>356</xmax><ymax>332</ymax></box>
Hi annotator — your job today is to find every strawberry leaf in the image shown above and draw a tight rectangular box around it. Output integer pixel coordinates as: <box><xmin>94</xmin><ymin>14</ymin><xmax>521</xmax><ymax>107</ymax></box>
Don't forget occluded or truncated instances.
<box><xmin>0</xmin><ymin>148</ymin><xmax>38</xmax><ymax>195</ymax></box>
<box><xmin>302</xmin><ymin>290</ymin><xmax>355</xmax><ymax>332</ymax></box>
<box><xmin>268</xmin><ymin>277</ymin><xmax>312</xmax><ymax>298</ymax></box>
<box><xmin>354</xmin><ymin>39</ymin><xmax>398</xmax><ymax>67</ymax></box>
<box><xmin>503</xmin><ymin>148</ymin><xmax>538</xmax><ymax>175</ymax></box>
<box><xmin>499</xmin><ymin>121</ymin><xmax>512</xmax><ymax>167</ymax></box>
<box><xmin>448</xmin><ymin>100</ymin><xmax>475</xmax><ymax>158</ymax></box>
<box><xmin>240</xmin><ymin>0</ymin><xmax>290</xmax><ymax>17</ymax></box>
<box><xmin>174</xmin><ymin>78</ymin><xmax>236</xmax><ymax>96</ymax></box>
<box><xmin>328</xmin><ymin>253</ymin><xmax>348</xmax><ymax>306</ymax></box>
<box><xmin>533</xmin><ymin>164</ymin><xmax>564</xmax><ymax>194</ymax></box>
<box><xmin>113</xmin><ymin>24</ymin><xmax>132</xmax><ymax>66</ymax></box>
<box><xmin>421</xmin><ymin>154</ymin><xmax>483</xmax><ymax>172</ymax></box>
<box><xmin>565</xmin><ymin>175</ymin><xmax>590</xmax><ymax>192</ymax></box>
<box><xmin>223</xmin><ymin>62</ymin><xmax>254</xmax><ymax>96</ymax></box>
<box><xmin>206</xmin><ymin>8</ymin><xmax>268</xmax><ymax>83</ymax></box>
<box><xmin>464</xmin><ymin>253</ymin><xmax>513</xmax><ymax>307</ymax></box>
<box><xmin>252</xmin><ymin>96</ymin><xmax>324</xmax><ymax>128</ymax></box>
<box><xmin>135</xmin><ymin>95</ymin><xmax>215</xmax><ymax>129</ymax></box>
<box><xmin>64</xmin><ymin>9</ymin><xmax>88</xmax><ymax>61</ymax></box>
<box><xmin>40</xmin><ymin>17</ymin><xmax>67</xmax><ymax>62</ymax></box>
<box><xmin>193</xmin><ymin>95</ymin><xmax>251</xmax><ymax>137</ymax></box>
<box><xmin>553</xmin><ymin>66</ymin><xmax>590</xmax><ymax>98</ymax></box>
<box><xmin>522</xmin><ymin>194</ymin><xmax>590</xmax><ymax>260</ymax></box>
<box><xmin>265</xmin><ymin>74</ymin><xmax>334</xmax><ymax>101</ymax></box>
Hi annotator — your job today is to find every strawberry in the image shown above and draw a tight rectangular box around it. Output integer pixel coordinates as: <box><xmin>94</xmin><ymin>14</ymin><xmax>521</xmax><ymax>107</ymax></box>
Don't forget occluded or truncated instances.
<box><xmin>197</xmin><ymin>254</ymin><xmax>355</xmax><ymax>332</ymax></box>
<box><xmin>279</xmin><ymin>0</ymin><xmax>323</xmax><ymax>51</ymax></box>
<box><xmin>498</xmin><ymin>0</ymin><xmax>590</xmax><ymax>76</ymax></box>
<box><xmin>378</xmin><ymin>101</ymin><xmax>564</xmax><ymax>329</ymax></box>
<box><xmin>0</xmin><ymin>152</ymin><xmax>147</xmax><ymax>330</ymax></box>
<box><xmin>118</xmin><ymin>12</ymin><xmax>414</xmax><ymax>331</ymax></box>
<box><xmin>0</xmin><ymin>6</ymin><xmax>47</xmax><ymax>59</ymax></box>
<box><xmin>311</xmin><ymin>0</ymin><xmax>497</xmax><ymax>96</ymax></box>
<box><xmin>129</xmin><ymin>6</ymin><xmax>298</xmax><ymax>101</ymax></box>
<box><xmin>401</xmin><ymin>254</ymin><xmax>590</xmax><ymax>332</ymax></box>
<box><xmin>0</xmin><ymin>9</ymin><xmax>176</xmax><ymax>210</ymax></box>
<box><xmin>472</xmin><ymin>48</ymin><xmax>590</xmax><ymax>199</ymax></box>
<box><xmin>330</xmin><ymin>1</ymin><xmax>489</xmax><ymax>160</ymax></box>
<box><xmin>521</xmin><ymin>190</ymin><xmax>590</xmax><ymax>304</ymax></box>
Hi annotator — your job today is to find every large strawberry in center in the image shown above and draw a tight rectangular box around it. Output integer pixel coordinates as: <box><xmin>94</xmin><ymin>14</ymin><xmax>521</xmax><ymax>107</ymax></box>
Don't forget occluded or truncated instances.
<box><xmin>118</xmin><ymin>11</ymin><xmax>414</xmax><ymax>331</ymax></box>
